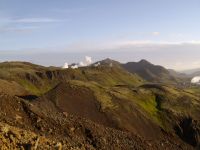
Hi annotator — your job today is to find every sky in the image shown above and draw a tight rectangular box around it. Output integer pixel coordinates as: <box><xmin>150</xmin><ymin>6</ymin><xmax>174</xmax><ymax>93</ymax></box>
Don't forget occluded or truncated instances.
<box><xmin>0</xmin><ymin>0</ymin><xmax>200</xmax><ymax>70</ymax></box>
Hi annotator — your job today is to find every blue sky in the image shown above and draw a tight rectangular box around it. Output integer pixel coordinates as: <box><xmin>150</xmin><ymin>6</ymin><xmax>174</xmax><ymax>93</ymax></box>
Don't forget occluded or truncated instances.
<box><xmin>1</xmin><ymin>0</ymin><xmax>200</xmax><ymax>70</ymax></box>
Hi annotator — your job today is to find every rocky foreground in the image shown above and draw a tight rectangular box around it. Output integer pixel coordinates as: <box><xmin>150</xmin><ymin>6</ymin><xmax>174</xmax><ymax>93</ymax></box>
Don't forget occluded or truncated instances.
<box><xmin>0</xmin><ymin>93</ymin><xmax>193</xmax><ymax>150</ymax></box>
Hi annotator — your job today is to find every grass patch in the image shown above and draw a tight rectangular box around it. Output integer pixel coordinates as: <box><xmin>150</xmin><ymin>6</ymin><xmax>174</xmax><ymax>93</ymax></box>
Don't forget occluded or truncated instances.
<box><xmin>68</xmin><ymin>80</ymin><xmax>117</xmax><ymax>110</ymax></box>
<box><xmin>18</xmin><ymin>79</ymin><xmax>55</xmax><ymax>96</ymax></box>
<box><xmin>108</xmin><ymin>86</ymin><xmax>165</xmax><ymax>128</ymax></box>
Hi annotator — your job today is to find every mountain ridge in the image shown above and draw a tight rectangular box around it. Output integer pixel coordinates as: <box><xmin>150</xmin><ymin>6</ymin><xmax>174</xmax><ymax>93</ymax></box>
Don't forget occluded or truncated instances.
<box><xmin>0</xmin><ymin>59</ymin><xmax>199</xmax><ymax>149</ymax></box>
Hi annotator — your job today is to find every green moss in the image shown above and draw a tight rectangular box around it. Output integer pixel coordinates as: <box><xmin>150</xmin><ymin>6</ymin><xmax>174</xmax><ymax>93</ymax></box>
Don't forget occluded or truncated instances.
<box><xmin>108</xmin><ymin>86</ymin><xmax>165</xmax><ymax>128</ymax></box>
<box><xmin>184</xmin><ymin>87</ymin><xmax>200</xmax><ymax>96</ymax></box>
<box><xmin>18</xmin><ymin>79</ymin><xmax>41</xmax><ymax>95</ymax></box>
<box><xmin>68</xmin><ymin>80</ymin><xmax>117</xmax><ymax>110</ymax></box>
<box><xmin>18</xmin><ymin>79</ymin><xmax>55</xmax><ymax>96</ymax></box>
<box><xmin>136</xmin><ymin>95</ymin><xmax>162</xmax><ymax>124</ymax></box>
<box><xmin>81</xmin><ymin>67</ymin><xmax>143</xmax><ymax>87</ymax></box>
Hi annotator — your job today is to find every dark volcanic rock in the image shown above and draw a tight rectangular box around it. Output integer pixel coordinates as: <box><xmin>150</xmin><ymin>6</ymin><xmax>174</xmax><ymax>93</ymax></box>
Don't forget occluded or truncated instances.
<box><xmin>175</xmin><ymin>116</ymin><xmax>200</xmax><ymax>147</ymax></box>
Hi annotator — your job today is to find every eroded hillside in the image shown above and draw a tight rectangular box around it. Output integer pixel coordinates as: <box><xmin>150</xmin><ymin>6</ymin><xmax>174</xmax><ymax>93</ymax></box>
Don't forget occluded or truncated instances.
<box><xmin>0</xmin><ymin>60</ymin><xmax>199</xmax><ymax>149</ymax></box>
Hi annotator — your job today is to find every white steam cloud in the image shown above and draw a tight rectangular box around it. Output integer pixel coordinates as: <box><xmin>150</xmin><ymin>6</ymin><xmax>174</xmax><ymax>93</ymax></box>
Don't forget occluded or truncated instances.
<box><xmin>62</xmin><ymin>56</ymin><xmax>93</xmax><ymax>69</ymax></box>
<box><xmin>63</xmin><ymin>62</ymin><xmax>68</xmax><ymax>68</ymax></box>
<box><xmin>94</xmin><ymin>62</ymin><xmax>101</xmax><ymax>67</ymax></box>
<box><xmin>78</xmin><ymin>56</ymin><xmax>93</xmax><ymax>67</ymax></box>
<box><xmin>85</xmin><ymin>56</ymin><xmax>92</xmax><ymax>65</ymax></box>
<box><xmin>79</xmin><ymin>61</ymin><xmax>85</xmax><ymax>67</ymax></box>
<box><xmin>71</xmin><ymin>64</ymin><xmax>78</xmax><ymax>69</ymax></box>
<box><xmin>191</xmin><ymin>76</ymin><xmax>200</xmax><ymax>84</ymax></box>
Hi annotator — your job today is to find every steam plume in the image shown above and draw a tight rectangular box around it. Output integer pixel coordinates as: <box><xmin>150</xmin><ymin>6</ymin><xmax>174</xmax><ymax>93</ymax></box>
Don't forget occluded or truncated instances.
<box><xmin>63</xmin><ymin>62</ymin><xmax>69</xmax><ymax>68</ymax></box>
<box><xmin>62</xmin><ymin>56</ymin><xmax>93</xmax><ymax>69</ymax></box>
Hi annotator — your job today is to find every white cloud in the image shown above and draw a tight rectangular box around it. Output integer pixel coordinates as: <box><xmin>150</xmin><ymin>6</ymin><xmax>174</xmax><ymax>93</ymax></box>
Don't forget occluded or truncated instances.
<box><xmin>186</xmin><ymin>40</ymin><xmax>200</xmax><ymax>44</ymax></box>
<box><xmin>170</xmin><ymin>60</ymin><xmax>200</xmax><ymax>71</ymax></box>
<box><xmin>0</xmin><ymin>16</ymin><xmax>64</xmax><ymax>33</ymax></box>
<box><xmin>14</xmin><ymin>18</ymin><xmax>63</xmax><ymax>23</ymax></box>
<box><xmin>0</xmin><ymin>26</ymin><xmax>39</xmax><ymax>33</ymax></box>
<box><xmin>117</xmin><ymin>40</ymin><xmax>200</xmax><ymax>46</ymax></box>
<box><xmin>151</xmin><ymin>32</ymin><xmax>160</xmax><ymax>36</ymax></box>
<box><xmin>65</xmin><ymin>40</ymin><xmax>200</xmax><ymax>53</ymax></box>
<box><xmin>192</xmin><ymin>61</ymin><xmax>200</xmax><ymax>66</ymax></box>
<box><xmin>52</xmin><ymin>8</ymin><xmax>85</xmax><ymax>14</ymax></box>
<box><xmin>0</xmin><ymin>17</ymin><xmax>65</xmax><ymax>24</ymax></box>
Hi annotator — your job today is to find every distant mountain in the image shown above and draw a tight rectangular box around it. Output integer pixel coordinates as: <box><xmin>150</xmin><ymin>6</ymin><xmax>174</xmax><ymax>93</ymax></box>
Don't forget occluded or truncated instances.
<box><xmin>181</xmin><ymin>68</ymin><xmax>200</xmax><ymax>75</ymax></box>
<box><xmin>192</xmin><ymin>71</ymin><xmax>200</xmax><ymax>77</ymax></box>
<box><xmin>122</xmin><ymin>59</ymin><xmax>182</xmax><ymax>83</ymax></box>
<box><xmin>93</xmin><ymin>58</ymin><xmax>121</xmax><ymax>67</ymax></box>
<box><xmin>180</xmin><ymin>68</ymin><xmax>200</xmax><ymax>78</ymax></box>
<box><xmin>168</xmin><ymin>69</ymin><xmax>188</xmax><ymax>79</ymax></box>
<box><xmin>188</xmin><ymin>70</ymin><xmax>200</xmax><ymax>78</ymax></box>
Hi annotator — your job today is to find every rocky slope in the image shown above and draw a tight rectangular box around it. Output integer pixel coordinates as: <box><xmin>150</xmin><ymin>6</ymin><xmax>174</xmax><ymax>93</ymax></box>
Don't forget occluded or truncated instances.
<box><xmin>0</xmin><ymin>93</ymin><xmax>193</xmax><ymax>149</ymax></box>
<box><xmin>0</xmin><ymin>60</ymin><xmax>199</xmax><ymax>149</ymax></box>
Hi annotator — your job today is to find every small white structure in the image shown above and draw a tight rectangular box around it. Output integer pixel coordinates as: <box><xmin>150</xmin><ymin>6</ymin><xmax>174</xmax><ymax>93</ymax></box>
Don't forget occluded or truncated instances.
<box><xmin>191</xmin><ymin>76</ymin><xmax>200</xmax><ymax>84</ymax></box>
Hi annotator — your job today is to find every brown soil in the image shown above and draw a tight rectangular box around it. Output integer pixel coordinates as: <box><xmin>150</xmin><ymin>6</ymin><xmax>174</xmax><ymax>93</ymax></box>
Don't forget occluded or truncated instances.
<box><xmin>43</xmin><ymin>83</ymin><xmax>112</xmax><ymax>127</ymax></box>
<box><xmin>0</xmin><ymin>93</ymin><xmax>193</xmax><ymax>149</ymax></box>
<box><xmin>39</xmin><ymin>82</ymin><xmax>162</xmax><ymax>140</ymax></box>
<box><xmin>0</xmin><ymin>79</ymin><xmax>29</xmax><ymax>96</ymax></box>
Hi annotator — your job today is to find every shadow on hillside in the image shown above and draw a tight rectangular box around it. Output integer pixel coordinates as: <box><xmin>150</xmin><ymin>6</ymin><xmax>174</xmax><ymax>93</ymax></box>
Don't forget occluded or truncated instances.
<box><xmin>18</xmin><ymin>95</ymin><xmax>38</xmax><ymax>101</ymax></box>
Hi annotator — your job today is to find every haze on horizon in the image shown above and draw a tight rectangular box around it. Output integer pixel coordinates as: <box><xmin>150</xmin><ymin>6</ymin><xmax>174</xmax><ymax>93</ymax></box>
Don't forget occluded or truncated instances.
<box><xmin>0</xmin><ymin>0</ymin><xmax>200</xmax><ymax>71</ymax></box>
